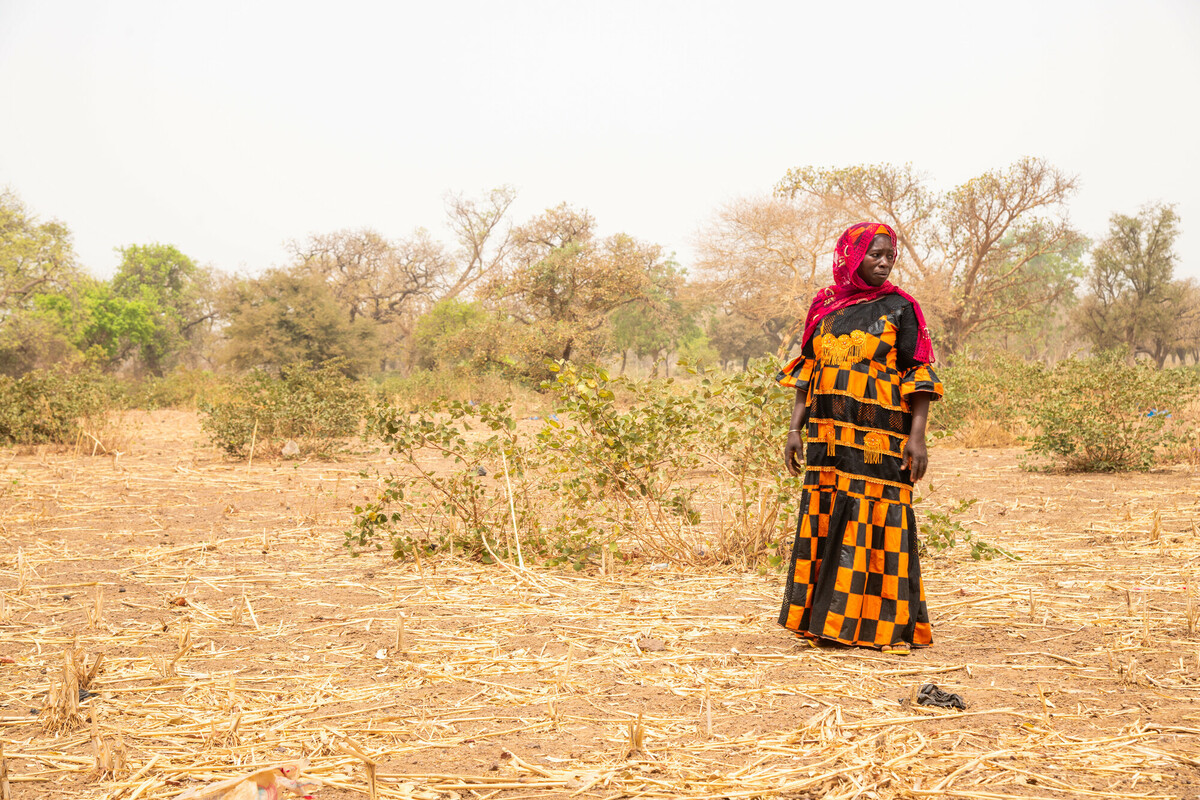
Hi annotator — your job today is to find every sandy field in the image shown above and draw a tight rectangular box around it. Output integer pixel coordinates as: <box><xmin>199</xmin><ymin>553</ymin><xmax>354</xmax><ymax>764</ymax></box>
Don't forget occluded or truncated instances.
<box><xmin>1</xmin><ymin>410</ymin><xmax>1199</xmax><ymax>799</ymax></box>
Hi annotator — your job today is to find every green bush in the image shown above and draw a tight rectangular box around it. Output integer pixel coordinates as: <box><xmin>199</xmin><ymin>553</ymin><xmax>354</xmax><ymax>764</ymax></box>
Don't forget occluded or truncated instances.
<box><xmin>373</xmin><ymin>368</ymin><xmax>542</xmax><ymax>411</ymax></box>
<box><xmin>918</xmin><ymin>498</ymin><xmax>1016</xmax><ymax>561</ymax></box>
<box><xmin>122</xmin><ymin>368</ymin><xmax>224</xmax><ymax>410</ymax></box>
<box><xmin>1025</xmin><ymin>352</ymin><xmax>1199</xmax><ymax>471</ymax></box>
<box><xmin>198</xmin><ymin>361</ymin><xmax>367</xmax><ymax>458</ymax></box>
<box><xmin>933</xmin><ymin>351</ymin><xmax>1048</xmax><ymax>443</ymax></box>
<box><xmin>0</xmin><ymin>368</ymin><xmax>115</xmax><ymax>446</ymax></box>
<box><xmin>349</xmin><ymin>358</ymin><xmax>802</xmax><ymax>571</ymax></box>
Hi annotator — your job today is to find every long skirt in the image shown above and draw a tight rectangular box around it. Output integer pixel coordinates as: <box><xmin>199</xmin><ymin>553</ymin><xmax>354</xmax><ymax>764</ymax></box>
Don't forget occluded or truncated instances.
<box><xmin>778</xmin><ymin>469</ymin><xmax>932</xmax><ymax>648</ymax></box>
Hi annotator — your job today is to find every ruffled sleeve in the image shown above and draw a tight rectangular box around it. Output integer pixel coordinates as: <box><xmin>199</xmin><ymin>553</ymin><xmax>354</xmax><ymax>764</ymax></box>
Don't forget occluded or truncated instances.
<box><xmin>776</xmin><ymin>353</ymin><xmax>816</xmax><ymax>393</ymax></box>
<box><xmin>900</xmin><ymin>364</ymin><xmax>944</xmax><ymax>401</ymax></box>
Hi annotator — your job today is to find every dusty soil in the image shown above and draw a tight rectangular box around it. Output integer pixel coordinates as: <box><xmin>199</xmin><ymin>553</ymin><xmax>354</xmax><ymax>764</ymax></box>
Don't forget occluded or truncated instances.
<box><xmin>1</xmin><ymin>410</ymin><xmax>1199</xmax><ymax>799</ymax></box>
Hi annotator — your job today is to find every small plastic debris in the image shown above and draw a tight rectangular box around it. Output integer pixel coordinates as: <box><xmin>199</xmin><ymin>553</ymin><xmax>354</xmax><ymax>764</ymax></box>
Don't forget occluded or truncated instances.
<box><xmin>178</xmin><ymin>759</ymin><xmax>319</xmax><ymax>799</ymax></box>
<box><xmin>118</xmin><ymin>587</ymin><xmax>126</xmax><ymax>593</ymax></box>
<box><xmin>916</xmin><ymin>683</ymin><xmax>966</xmax><ymax>710</ymax></box>
<box><xmin>281</xmin><ymin>440</ymin><xmax>301</xmax><ymax>458</ymax></box>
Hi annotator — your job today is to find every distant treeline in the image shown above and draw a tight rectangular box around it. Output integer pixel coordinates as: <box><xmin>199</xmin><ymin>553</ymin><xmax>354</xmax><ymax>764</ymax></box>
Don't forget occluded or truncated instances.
<box><xmin>3</xmin><ymin>157</ymin><xmax>1198</xmax><ymax>381</ymax></box>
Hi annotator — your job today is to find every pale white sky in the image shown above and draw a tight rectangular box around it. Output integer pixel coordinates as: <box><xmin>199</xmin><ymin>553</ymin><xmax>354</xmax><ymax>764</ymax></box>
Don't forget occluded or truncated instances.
<box><xmin>2</xmin><ymin>0</ymin><xmax>1198</xmax><ymax>281</ymax></box>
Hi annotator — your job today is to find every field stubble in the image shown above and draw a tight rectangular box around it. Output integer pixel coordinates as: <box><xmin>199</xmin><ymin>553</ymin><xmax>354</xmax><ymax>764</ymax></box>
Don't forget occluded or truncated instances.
<box><xmin>0</xmin><ymin>411</ymin><xmax>1199</xmax><ymax>799</ymax></box>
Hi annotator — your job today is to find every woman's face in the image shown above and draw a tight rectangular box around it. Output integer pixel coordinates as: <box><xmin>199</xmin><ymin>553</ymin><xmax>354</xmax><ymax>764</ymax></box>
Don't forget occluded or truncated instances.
<box><xmin>856</xmin><ymin>234</ymin><xmax>896</xmax><ymax>287</ymax></box>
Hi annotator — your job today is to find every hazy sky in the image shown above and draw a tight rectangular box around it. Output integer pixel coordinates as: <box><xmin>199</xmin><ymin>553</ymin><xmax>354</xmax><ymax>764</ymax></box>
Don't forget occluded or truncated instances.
<box><xmin>2</xmin><ymin>0</ymin><xmax>1198</xmax><ymax>281</ymax></box>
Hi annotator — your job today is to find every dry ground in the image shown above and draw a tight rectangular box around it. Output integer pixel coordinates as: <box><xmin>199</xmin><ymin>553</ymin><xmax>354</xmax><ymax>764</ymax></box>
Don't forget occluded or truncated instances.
<box><xmin>1</xmin><ymin>410</ymin><xmax>1199</xmax><ymax>799</ymax></box>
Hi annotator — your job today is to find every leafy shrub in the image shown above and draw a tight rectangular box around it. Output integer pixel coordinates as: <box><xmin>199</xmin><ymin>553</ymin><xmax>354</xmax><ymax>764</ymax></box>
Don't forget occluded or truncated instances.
<box><xmin>198</xmin><ymin>360</ymin><xmax>367</xmax><ymax>458</ymax></box>
<box><xmin>373</xmin><ymin>368</ymin><xmax>543</xmax><ymax>411</ymax></box>
<box><xmin>678</xmin><ymin>358</ymin><xmax>803</xmax><ymax>569</ymax></box>
<box><xmin>0</xmin><ymin>368</ymin><xmax>115</xmax><ymax>446</ymax></box>
<box><xmin>1025</xmin><ymin>352</ymin><xmax>1200</xmax><ymax>471</ymax></box>
<box><xmin>349</xmin><ymin>358</ymin><xmax>802</xmax><ymax>571</ymax></box>
<box><xmin>918</xmin><ymin>498</ymin><xmax>1016</xmax><ymax>561</ymax></box>
<box><xmin>122</xmin><ymin>368</ymin><xmax>224</xmax><ymax>410</ymax></box>
<box><xmin>351</xmin><ymin>397</ymin><xmax>540</xmax><ymax>563</ymax></box>
<box><xmin>933</xmin><ymin>351</ymin><xmax>1048</xmax><ymax>445</ymax></box>
<box><xmin>409</xmin><ymin>299</ymin><xmax>495</xmax><ymax>371</ymax></box>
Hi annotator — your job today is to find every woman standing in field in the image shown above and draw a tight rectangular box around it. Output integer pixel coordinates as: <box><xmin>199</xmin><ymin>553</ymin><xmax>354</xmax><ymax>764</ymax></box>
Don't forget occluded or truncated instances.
<box><xmin>778</xmin><ymin>222</ymin><xmax>942</xmax><ymax>654</ymax></box>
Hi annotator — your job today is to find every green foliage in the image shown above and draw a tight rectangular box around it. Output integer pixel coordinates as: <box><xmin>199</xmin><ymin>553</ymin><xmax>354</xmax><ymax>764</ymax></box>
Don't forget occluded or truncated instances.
<box><xmin>350</xmin><ymin>357</ymin><xmax>801</xmax><ymax>571</ymax></box>
<box><xmin>350</xmin><ymin>398</ymin><xmax>536</xmax><ymax>563</ymax></box>
<box><xmin>31</xmin><ymin>281</ymin><xmax>162</xmax><ymax>369</ymax></box>
<box><xmin>409</xmin><ymin>299</ymin><xmax>496</xmax><ymax>371</ymax></box>
<box><xmin>0</xmin><ymin>368</ymin><xmax>114</xmax><ymax>445</ymax></box>
<box><xmin>0</xmin><ymin>190</ymin><xmax>85</xmax><ymax>376</ymax></box>
<box><xmin>485</xmin><ymin>208</ymin><xmax>682</xmax><ymax>376</ymax></box>
<box><xmin>0</xmin><ymin>216</ymin><xmax>216</xmax><ymax>377</ymax></box>
<box><xmin>1025</xmin><ymin>351</ymin><xmax>1199</xmax><ymax>471</ymax></box>
<box><xmin>679</xmin><ymin>357</ymin><xmax>804</xmax><ymax>569</ymax></box>
<box><xmin>610</xmin><ymin>294</ymin><xmax>683</xmax><ymax>365</ymax></box>
<box><xmin>110</xmin><ymin>243</ymin><xmax>216</xmax><ymax>374</ymax></box>
<box><xmin>708</xmin><ymin>314</ymin><xmax>775</xmax><ymax>370</ymax></box>
<box><xmin>0</xmin><ymin>189</ymin><xmax>80</xmax><ymax>317</ymax></box>
<box><xmin>918</xmin><ymin>498</ymin><xmax>1016</xmax><ymax>561</ymax></box>
<box><xmin>534</xmin><ymin>362</ymin><xmax>706</xmax><ymax>563</ymax></box>
<box><xmin>0</xmin><ymin>305</ymin><xmax>83</xmax><ymax>376</ymax></box>
<box><xmin>220</xmin><ymin>268</ymin><xmax>380</xmax><ymax>378</ymax></box>
<box><xmin>373</xmin><ymin>368</ymin><xmax>537</xmax><ymax>410</ymax></box>
<box><xmin>198</xmin><ymin>361</ymin><xmax>367</xmax><ymax>458</ymax></box>
<box><xmin>675</xmin><ymin>324</ymin><xmax>719</xmax><ymax>371</ymax></box>
<box><xmin>933</xmin><ymin>352</ymin><xmax>1048</xmax><ymax>441</ymax></box>
<box><xmin>121</xmin><ymin>369</ymin><xmax>224</xmax><ymax>410</ymax></box>
<box><xmin>1076</xmin><ymin>204</ymin><xmax>1191</xmax><ymax>367</ymax></box>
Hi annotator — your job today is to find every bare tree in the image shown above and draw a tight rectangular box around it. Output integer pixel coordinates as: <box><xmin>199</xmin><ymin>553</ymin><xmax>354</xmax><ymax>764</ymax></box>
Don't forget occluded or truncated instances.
<box><xmin>693</xmin><ymin>195</ymin><xmax>842</xmax><ymax>355</ymax></box>
<box><xmin>485</xmin><ymin>204</ymin><xmax>674</xmax><ymax>363</ymax></box>
<box><xmin>441</xmin><ymin>185</ymin><xmax>517</xmax><ymax>301</ymax></box>
<box><xmin>776</xmin><ymin>158</ymin><xmax>1084</xmax><ymax>356</ymax></box>
<box><xmin>290</xmin><ymin>228</ymin><xmax>449</xmax><ymax>324</ymax></box>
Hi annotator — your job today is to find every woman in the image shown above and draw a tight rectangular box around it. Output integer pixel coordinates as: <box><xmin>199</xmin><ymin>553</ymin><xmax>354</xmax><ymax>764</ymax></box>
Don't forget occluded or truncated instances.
<box><xmin>778</xmin><ymin>221</ymin><xmax>942</xmax><ymax>653</ymax></box>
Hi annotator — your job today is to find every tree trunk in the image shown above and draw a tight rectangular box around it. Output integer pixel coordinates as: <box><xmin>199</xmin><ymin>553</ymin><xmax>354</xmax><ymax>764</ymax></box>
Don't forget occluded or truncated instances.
<box><xmin>619</xmin><ymin>349</ymin><xmax>628</xmax><ymax>375</ymax></box>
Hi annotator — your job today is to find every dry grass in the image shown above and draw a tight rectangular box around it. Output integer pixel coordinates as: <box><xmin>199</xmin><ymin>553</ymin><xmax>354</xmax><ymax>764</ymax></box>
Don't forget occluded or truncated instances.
<box><xmin>0</xmin><ymin>411</ymin><xmax>1198</xmax><ymax>799</ymax></box>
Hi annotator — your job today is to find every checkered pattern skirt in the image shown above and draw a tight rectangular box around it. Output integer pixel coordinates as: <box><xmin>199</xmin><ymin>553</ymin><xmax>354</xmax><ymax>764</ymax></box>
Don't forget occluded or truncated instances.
<box><xmin>779</xmin><ymin>470</ymin><xmax>932</xmax><ymax>647</ymax></box>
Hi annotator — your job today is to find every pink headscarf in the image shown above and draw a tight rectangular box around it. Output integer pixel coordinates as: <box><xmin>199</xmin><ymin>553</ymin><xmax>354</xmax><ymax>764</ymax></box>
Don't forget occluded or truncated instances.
<box><xmin>800</xmin><ymin>222</ymin><xmax>935</xmax><ymax>364</ymax></box>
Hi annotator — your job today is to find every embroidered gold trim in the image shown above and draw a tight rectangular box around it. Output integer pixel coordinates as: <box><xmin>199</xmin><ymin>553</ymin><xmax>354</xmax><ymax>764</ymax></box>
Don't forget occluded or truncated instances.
<box><xmin>820</xmin><ymin>330</ymin><xmax>874</xmax><ymax>366</ymax></box>
<box><xmin>807</xmin><ymin>417</ymin><xmax>910</xmax><ymax>441</ymax></box>
<box><xmin>863</xmin><ymin>431</ymin><xmax>888</xmax><ymax>464</ymax></box>
<box><xmin>802</xmin><ymin>465</ymin><xmax>916</xmax><ymax>495</ymax></box>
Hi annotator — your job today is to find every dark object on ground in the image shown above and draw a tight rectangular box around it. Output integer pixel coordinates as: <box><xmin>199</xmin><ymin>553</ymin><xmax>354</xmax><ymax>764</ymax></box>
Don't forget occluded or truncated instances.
<box><xmin>476</xmin><ymin>466</ymin><xmax>487</xmax><ymax>476</ymax></box>
<box><xmin>917</xmin><ymin>683</ymin><xmax>965</xmax><ymax>710</ymax></box>
<box><xmin>79</xmin><ymin>688</ymin><xmax>96</xmax><ymax>702</ymax></box>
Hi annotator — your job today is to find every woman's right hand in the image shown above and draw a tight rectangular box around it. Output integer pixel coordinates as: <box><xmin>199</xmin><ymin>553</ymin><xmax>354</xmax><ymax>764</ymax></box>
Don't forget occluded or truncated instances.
<box><xmin>784</xmin><ymin>430</ymin><xmax>805</xmax><ymax>477</ymax></box>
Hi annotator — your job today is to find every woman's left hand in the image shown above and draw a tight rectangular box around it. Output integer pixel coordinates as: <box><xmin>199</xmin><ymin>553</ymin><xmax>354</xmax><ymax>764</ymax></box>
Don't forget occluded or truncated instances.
<box><xmin>901</xmin><ymin>437</ymin><xmax>928</xmax><ymax>482</ymax></box>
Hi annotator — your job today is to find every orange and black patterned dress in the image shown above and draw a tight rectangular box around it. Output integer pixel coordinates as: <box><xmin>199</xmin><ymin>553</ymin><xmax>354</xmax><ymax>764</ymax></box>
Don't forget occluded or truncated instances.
<box><xmin>777</xmin><ymin>294</ymin><xmax>943</xmax><ymax>648</ymax></box>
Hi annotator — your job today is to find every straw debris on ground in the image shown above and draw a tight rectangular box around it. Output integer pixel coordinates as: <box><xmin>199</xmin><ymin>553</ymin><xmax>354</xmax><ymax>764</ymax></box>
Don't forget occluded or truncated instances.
<box><xmin>1</xmin><ymin>411</ymin><xmax>1199</xmax><ymax>799</ymax></box>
